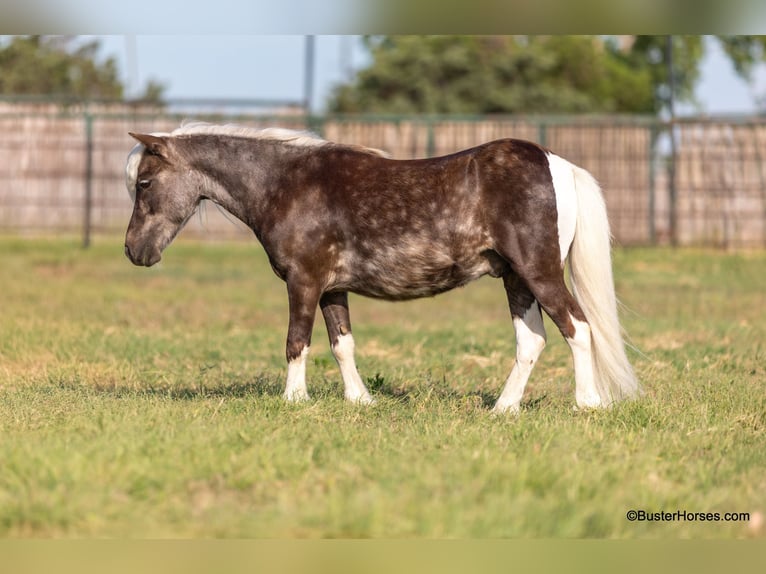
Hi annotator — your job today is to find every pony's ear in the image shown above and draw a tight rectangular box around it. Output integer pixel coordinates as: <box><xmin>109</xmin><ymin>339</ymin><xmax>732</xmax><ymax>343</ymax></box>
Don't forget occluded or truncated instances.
<box><xmin>129</xmin><ymin>132</ymin><xmax>170</xmax><ymax>159</ymax></box>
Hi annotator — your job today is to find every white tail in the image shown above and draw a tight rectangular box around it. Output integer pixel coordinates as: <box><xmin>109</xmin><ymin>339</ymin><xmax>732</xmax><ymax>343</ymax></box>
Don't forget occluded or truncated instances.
<box><xmin>568</xmin><ymin>165</ymin><xmax>641</xmax><ymax>404</ymax></box>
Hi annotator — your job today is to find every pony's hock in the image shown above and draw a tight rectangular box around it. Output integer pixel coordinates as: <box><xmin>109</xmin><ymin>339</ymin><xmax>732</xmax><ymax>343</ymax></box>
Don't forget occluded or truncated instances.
<box><xmin>124</xmin><ymin>122</ymin><xmax>640</xmax><ymax>412</ymax></box>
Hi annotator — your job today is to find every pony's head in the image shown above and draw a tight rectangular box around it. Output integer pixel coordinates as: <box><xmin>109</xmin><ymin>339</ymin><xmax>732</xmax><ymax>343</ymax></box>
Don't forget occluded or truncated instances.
<box><xmin>124</xmin><ymin>132</ymin><xmax>202</xmax><ymax>266</ymax></box>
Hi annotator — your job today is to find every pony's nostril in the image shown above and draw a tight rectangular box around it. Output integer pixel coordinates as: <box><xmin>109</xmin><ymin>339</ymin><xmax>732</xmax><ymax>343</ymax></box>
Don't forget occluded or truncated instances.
<box><xmin>124</xmin><ymin>243</ymin><xmax>144</xmax><ymax>265</ymax></box>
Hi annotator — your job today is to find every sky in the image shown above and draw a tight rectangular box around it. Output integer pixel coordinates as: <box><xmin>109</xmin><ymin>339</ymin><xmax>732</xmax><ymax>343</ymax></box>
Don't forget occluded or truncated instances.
<box><xmin>75</xmin><ymin>35</ymin><xmax>766</xmax><ymax>115</ymax></box>
<box><xmin>86</xmin><ymin>35</ymin><xmax>370</xmax><ymax>113</ymax></box>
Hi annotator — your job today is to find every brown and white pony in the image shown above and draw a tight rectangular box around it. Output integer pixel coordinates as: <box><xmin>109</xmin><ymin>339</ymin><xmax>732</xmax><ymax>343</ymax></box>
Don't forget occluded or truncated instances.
<box><xmin>124</xmin><ymin>123</ymin><xmax>640</xmax><ymax>413</ymax></box>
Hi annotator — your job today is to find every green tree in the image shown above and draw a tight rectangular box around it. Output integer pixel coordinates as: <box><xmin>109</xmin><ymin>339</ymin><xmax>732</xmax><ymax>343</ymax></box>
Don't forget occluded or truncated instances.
<box><xmin>329</xmin><ymin>35</ymin><xmax>766</xmax><ymax>115</ymax></box>
<box><xmin>0</xmin><ymin>36</ymin><xmax>164</xmax><ymax>102</ymax></box>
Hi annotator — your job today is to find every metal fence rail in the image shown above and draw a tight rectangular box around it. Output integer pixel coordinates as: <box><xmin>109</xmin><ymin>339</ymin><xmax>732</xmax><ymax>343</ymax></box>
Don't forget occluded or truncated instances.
<box><xmin>1</xmin><ymin>106</ymin><xmax>764</xmax><ymax>248</ymax></box>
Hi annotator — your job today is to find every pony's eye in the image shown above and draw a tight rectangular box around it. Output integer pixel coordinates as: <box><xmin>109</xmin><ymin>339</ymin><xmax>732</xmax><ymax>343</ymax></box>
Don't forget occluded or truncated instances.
<box><xmin>138</xmin><ymin>179</ymin><xmax>152</xmax><ymax>190</ymax></box>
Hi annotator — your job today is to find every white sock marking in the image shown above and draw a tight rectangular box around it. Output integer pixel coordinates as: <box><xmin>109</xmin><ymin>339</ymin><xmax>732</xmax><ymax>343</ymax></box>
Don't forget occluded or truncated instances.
<box><xmin>493</xmin><ymin>303</ymin><xmax>546</xmax><ymax>414</ymax></box>
<box><xmin>283</xmin><ymin>346</ymin><xmax>310</xmax><ymax>402</ymax></box>
<box><xmin>332</xmin><ymin>333</ymin><xmax>374</xmax><ymax>404</ymax></box>
<box><xmin>566</xmin><ymin>315</ymin><xmax>603</xmax><ymax>409</ymax></box>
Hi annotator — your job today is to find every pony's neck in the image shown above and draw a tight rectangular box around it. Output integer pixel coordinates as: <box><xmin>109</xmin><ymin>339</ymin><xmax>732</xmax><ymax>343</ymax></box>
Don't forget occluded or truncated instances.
<box><xmin>186</xmin><ymin>137</ymin><xmax>289</xmax><ymax>235</ymax></box>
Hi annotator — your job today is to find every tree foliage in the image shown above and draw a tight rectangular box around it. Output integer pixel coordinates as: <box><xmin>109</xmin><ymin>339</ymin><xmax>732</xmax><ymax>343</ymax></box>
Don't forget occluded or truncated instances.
<box><xmin>0</xmin><ymin>36</ymin><xmax>164</xmax><ymax>102</ymax></box>
<box><xmin>716</xmin><ymin>35</ymin><xmax>766</xmax><ymax>78</ymax></box>
<box><xmin>329</xmin><ymin>35</ymin><xmax>766</xmax><ymax>115</ymax></box>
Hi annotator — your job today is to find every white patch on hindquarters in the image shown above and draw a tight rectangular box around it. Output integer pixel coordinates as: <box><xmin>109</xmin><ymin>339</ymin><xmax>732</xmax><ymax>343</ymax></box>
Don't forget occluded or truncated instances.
<box><xmin>332</xmin><ymin>333</ymin><xmax>374</xmax><ymax>405</ymax></box>
<box><xmin>547</xmin><ymin>153</ymin><xmax>578</xmax><ymax>265</ymax></box>
<box><xmin>283</xmin><ymin>346</ymin><xmax>310</xmax><ymax>402</ymax></box>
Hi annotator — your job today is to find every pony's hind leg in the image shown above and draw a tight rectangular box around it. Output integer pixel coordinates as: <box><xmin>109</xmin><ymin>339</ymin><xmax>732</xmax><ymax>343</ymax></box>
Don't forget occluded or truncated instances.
<box><xmin>526</xmin><ymin>278</ymin><xmax>603</xmax><ymax>409</ymax></box>
<box><xmin>320</xmin><ymin>292</ymin><xmax>375</xmax><ymax>405</ymax></box>
<box><xmin>493</xmin><ymin>274</ymin><xmax>546</xmax><ymax>414</ymax></box>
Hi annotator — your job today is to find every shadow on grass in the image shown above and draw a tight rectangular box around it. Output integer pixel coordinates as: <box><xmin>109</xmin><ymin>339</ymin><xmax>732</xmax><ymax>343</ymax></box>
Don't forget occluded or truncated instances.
<box><xmin>364</xmin><ymin>371</ymin><xmax>551</xmax><ymax>412</ymax></box>
<box><xmin>73</xmin><ymin>375</ymin><xmax>285</xmax><ymax>401</ymax></box>
<box><xmin>51</xmin><ymin>371</ymin><xmax>551</xmax><ymax>411</ymax></box>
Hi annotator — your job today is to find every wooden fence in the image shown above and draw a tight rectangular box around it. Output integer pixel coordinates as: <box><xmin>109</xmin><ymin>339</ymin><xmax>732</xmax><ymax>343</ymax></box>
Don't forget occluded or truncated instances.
<box><xmin>324</xmin><ymin>117</ymin><xmax>655</xmax><ymax>245</ymax></box>
<box><xmin>674</xmin><ymin>121</ymin><xmax>766</xmax><ymax>247</ymax></box>
<box><xmin>1</xmin><ymin>105</ymin><xmax>764</xmax><ymax>248</ymax></box>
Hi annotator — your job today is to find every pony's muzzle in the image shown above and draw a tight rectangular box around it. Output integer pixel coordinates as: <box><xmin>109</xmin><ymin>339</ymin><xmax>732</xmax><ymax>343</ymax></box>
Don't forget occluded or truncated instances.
<box><xmin>124</xmin><ymin>243</ymin><xmax>161</xmax><ymax>267</ymax></box>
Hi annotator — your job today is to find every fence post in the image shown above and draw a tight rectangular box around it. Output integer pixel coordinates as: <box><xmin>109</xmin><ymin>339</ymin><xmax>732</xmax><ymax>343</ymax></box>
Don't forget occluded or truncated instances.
<box><xmin>537</xmin><ymin>122</ymin><xmax>547</xmax><ymax>147</ymax></box>
<box><xmin>648</xmin><ymin>123</ymin><xmax>658</xmax><ymax>245</ymax></box>
<box><xmin>426</xmin><ymin>117</ymin><xmax>435</xmax><ymax>157</ymax></box>
<box><xmin>667</xmin><ymin>119</ymin><xmax>678</xmax><ymax>246</ymax></box>
<box><xmin>306</xmin><ymin>114</ymin><xmax>324</xmax><ymax>137</ymax></box>
<box><xmin>749</xmin><ymin>123</ymin><xmax>766</xmax><ymax>247</ymax></box>
<box><xmin>83</xmin><ymin>112</ymin><xmax>94</xmax><ymax>248</ymax></box>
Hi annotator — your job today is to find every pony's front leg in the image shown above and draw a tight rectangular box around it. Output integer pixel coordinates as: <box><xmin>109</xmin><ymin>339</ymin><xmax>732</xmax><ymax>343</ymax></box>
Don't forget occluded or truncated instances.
<box><xmin>283</xmin><ymin>281</ymin><xmax>321</xmax><ymax>402</ymax></box>
<box><xmin>320</xmin><ymin>292</ymin><xmax>375</xmax><ymax>405</ymax></box>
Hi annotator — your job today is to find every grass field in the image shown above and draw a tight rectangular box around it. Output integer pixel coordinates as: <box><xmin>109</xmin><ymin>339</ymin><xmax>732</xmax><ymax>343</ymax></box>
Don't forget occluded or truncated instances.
<box><xmin>0</xmin><ymin>236</ymin><xmax>764</xmax><ymax>538</ymax></box>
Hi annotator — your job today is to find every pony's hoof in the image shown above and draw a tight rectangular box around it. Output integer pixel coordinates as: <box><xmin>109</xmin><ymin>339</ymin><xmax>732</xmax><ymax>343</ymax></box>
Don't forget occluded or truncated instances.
<box><xmin>575</xmin><ymin>390</ymin><xmax>605</xmax><ymax>410</ymax></box>
<box><xmin>283</xmin><ymin>391</ymin><xmax>311</xmax><ymax>403</ymax></box>
<box><xmin>573</xmin><ymin>401</ymin><xmax>606</xmax><ymax>412</ymax></box>
<box><xmin>346</xmin><ymin>393</ymin><xmax>376</xmax><ymax>406</ymax></box>
<box><xmin>491</xmin><ymin>402</ymin><xmax>520</xmax><ymax>416</ymax></box>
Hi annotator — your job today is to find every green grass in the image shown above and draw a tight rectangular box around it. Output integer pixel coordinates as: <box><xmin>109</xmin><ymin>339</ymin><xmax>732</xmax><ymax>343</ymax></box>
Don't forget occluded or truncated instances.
<box><xmin>0</xmin><ymin>236</ymin><xmax>764</xmax><ymax>538</ymax></box>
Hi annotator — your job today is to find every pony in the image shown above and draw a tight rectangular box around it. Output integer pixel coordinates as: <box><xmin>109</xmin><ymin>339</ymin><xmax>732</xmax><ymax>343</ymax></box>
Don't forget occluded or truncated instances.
<box><xmin>124</xmin><ymin>123</ymin><xmax>640</xmax><ymax>413</ymax></box>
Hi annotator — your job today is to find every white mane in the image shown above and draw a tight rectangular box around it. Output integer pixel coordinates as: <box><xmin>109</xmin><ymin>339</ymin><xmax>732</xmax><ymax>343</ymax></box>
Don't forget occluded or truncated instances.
<box><xmin>125</xmin><ymin>143</ymin><xmax>143</xmax><ymax>202</ymax></box>
<box><xmin>126</xmin><ymin>122</ymin><xmax>388</xmax><ymax>200</ymax></box>
<box><xmin>174</xmin><ymin>122</ymin><xmax>388</xmax><ymax>156</ymax></box>
<box><xmin>172</xmin><ymin>122</ymin><xmax>327</xmax><ymax>148</ymax></box>
<box><xmin>125</xmin><ymin>123</ymin><xmax>326</xmax><ymax>201</ymax></box>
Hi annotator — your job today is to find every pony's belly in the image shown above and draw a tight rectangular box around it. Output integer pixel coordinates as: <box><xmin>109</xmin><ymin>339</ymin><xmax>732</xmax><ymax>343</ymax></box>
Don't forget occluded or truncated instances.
<box><xmin>344</xmin><ymin>251</ymin><xmax>496</xmax><ymax>301</ymax></box>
